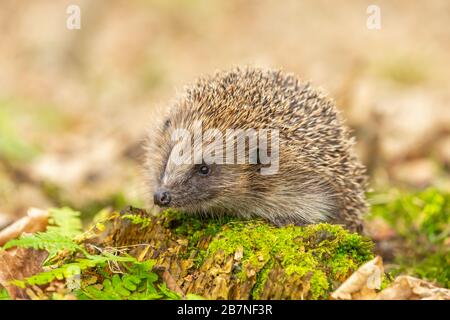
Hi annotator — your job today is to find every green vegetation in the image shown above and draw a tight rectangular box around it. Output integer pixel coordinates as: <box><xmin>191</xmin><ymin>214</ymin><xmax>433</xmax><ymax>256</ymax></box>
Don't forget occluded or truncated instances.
<box><xmin>47</xmin><ymin>207</ymin><xmax>83</xmax><ymax>238</ymax></box>
<box><xmin>122</xmin><ymin>213</ymin><xmax>152</xmax><ymax>229</ymax></box>
<box><xmin>78</xmin><ymin>258</ymin><xmax>181</xmax><ymax>300</ymax></box>
<box><xmin>0</xmin><ymin>207</ymin><xmax>181</xmax><ymax>300</ymax></box>
<box><xmin>4</xmin><ymin>207</ymin><xmax>84</xmax><ymax>261</ymax></box>
<box><xmin>163</xmin><ymin>210</ymin><xmax>374</xmax><ymax>299</ymax></box>
<box><xmin>164</xmin><ymin>208</ymin><xmax>234</xmax><ymax>263</ymax></box>
<box><xmin>204</xmin><ymin>221</ymin><xmax>373</xmax><ymax>299</ymax></box>
<box><xmin>2</xmin><ymin>188</ymin><xmax>448</xmax><ymax>299</ymax></box>
<box><xmin>369</xmin><ymin>188</ymin><xmax>450</xmax><ymax>287</ymax></box>
<box><xmin>0</xmin><ymin>288</ymin><xmax>10</xmax><ymax>300</ymax></box>
<box><xmin>1</xmin><ymin>207</ymin><xmax>375</xmax><ymax>300</ymax></box>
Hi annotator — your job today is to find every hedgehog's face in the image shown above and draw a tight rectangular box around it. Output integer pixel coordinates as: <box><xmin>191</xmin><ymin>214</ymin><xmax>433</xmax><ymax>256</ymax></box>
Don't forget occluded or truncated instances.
<box><xmin>156</xmin><ymin>162</ymin><xmax>213</xmax><ymax>207</ymax></box>
<box><xmin>152</xmin><ymin>133</ymin><xmax>258</xmax><ymax>213</ymax></box>
<box><xmin>153</xmin><ymin>160</ymin><xmax>251</xmax><ymax>213</ymax></box>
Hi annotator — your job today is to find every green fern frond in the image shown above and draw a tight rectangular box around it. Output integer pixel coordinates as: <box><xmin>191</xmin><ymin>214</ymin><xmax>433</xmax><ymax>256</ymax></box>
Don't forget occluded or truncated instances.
<box><xmin>3</xmin><ymin>231</ymin><xmax>82</xmax><ymax>260</ymax></box>
<box><xmin>11</xmin><ymin>257</ymin><xmax>105</xmax><ymax>288</ymax></box>
<box><xmin>158</xmin><ymin>283</ymin><xmax>182</xmax><ymax>300</ymax></box>
<box><xmin>47</xmin><ymin>207</ymin><xmax>83</xmax><ymax>238</ymax></box>
<box><xmin>2</xmin><ymin>205</ymin><xmax>184</xmax><ymax>300</ymax></box>
<box><xmin>76</xmin><ymin>258</ymin><xmax>179</xmax><ymax>300</ymax></box>
<box><xmin>1</xmin><ymin>207</ymin><xmax>84</xmax><ymax>261</ymax></box>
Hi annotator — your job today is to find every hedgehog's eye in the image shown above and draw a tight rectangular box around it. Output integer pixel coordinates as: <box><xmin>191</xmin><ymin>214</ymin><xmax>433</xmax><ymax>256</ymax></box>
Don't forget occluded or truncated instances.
<box><xmin>198</xmin><ymin>164</ymin><xmax>210</xmax><ymax>176</ymax></box>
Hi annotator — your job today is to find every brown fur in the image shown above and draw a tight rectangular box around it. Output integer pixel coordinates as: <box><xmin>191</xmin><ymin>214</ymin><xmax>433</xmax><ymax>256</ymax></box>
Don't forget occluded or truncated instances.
<box><xmin>145</xmin><ymin>67</ymin><xmax>368</xmax><ymax>232</ymax></box>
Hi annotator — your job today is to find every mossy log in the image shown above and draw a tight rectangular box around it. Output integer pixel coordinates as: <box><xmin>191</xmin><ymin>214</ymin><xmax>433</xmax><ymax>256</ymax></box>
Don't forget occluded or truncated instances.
<box><xmin>83</xmin><ymin>207</ymin><xmax>374</xmax><ymax>300</ymax></box>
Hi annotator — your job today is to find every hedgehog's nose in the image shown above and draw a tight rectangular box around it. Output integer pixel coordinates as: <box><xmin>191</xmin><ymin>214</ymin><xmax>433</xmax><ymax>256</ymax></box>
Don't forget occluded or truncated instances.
<box><xmin>154</xmin><ymin>190</ymin><xmax>171</xmax><ymax>206</ymax></box>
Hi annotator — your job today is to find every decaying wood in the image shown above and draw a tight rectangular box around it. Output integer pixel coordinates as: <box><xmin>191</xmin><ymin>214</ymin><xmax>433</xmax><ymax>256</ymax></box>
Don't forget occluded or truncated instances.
<box><xmin>85</xmin><ymin>208</ymin><xmax>258</xmax><ymax>299</ymax></box>
<box><xmin>2</xmin><ymin>206</ymin><xmax>448</xmax><ymax>300</ymax></box>
<box><xmin>81</xmin><ymin>207</ymin><xmax>373</xmax><ymax>300</ymax></box>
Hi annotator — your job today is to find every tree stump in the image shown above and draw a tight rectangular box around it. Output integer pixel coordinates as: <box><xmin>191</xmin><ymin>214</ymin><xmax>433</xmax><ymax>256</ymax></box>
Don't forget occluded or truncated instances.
<box><xmin>82</xmin><ymin>207</ymin><xmax>374</xmax><ymax>299</ymax></box>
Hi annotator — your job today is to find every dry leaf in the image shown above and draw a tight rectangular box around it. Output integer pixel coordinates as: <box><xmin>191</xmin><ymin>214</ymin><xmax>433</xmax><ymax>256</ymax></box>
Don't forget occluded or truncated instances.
<box><xmin>331</xmin><ymin>256</ymin><xmax>383</xmax><ymax>300</ymax></box>
<box><xmin>0</xmin><ymin>248</ymin><xmax>48</xmax><ymax>299</ymax></box>
<box><xmin>376</xmin><ymin>276</ymin><xmax>450</xmax><ymax>300</ymax></box>
<box><xmin>0</xmin><ymin>208</ymin><xmax>49</xmax><ymax>299</ymax></box>
<box><xmin>0</xmin><ymin>208</ymin><xmax>49</xmax><ymax>246</ymax></box>
<box><xmin>160</xmin><ymin>269</ymin><xmax>185</xmax><ymax>297</ymax></box>
<box><xmin>0</xmin><ymin>213</ymin><xmax>13</xmax><ymax>230</ymax></box>
<box><xmin>332</xmin><ymin>256</ymin><xmax>450</xmax><ymax>300</ymax></box>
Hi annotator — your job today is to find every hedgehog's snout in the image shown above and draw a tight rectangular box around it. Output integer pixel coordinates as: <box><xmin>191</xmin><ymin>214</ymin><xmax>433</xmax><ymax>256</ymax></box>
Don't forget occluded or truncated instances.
<box><xmin>154</xmin><ymin>190</ymin><xmax>171</xmax><ymax>207</ymax></box>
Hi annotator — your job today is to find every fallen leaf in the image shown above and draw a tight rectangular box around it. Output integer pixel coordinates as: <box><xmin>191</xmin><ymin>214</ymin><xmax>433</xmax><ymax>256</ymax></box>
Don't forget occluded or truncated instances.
<box><xmin>331</xmin><ymin>256</ymin><xmax>383</xmax><ymax>300</ymax></box>
<box><xmin>0</xmin><ymin>248</ymin><xmax>48</xmax><ymax>299</ymax></box>
<box><xmin>0</xmin><ymin>213</ymin><xmax>13</xmax><ymax>230</ymax></box>
<box><xmin>0</xmin><ymin>208</ymin><xmax>49</xmax><ymax>246</ymax></box>
<box><xmin>332</xmin><ymin>256</ymin><xmax>450</xmax><ymax>300</ymax></box>
<box><xmin>160</xmin><ymin>269</ymin><xmax>184</xmax><ymax>297</ymax></box>
<box><xmin>376</xmin><ymin>276</ymin><xmax>450</xmax><ymax>300</ymax></box>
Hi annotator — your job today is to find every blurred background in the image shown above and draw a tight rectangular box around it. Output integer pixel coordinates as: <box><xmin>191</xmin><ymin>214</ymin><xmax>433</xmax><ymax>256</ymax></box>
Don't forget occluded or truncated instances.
<box><xmin>0</xmin><ymin>0</ymin><xmax>449</xmax><ymax>226</ymax></box>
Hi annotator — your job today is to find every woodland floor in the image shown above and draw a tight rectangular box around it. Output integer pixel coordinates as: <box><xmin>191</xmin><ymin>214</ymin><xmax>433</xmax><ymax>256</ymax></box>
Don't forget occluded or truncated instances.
<box><xmin>0</xmin><ymin>0</ymin><xmax>449</xmax><ymax>298</ymax></box>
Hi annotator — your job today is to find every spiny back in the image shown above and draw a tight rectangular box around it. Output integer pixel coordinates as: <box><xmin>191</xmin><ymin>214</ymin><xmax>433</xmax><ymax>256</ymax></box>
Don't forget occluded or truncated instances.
<box><xmin>148</xmin><ymin>67</ymin><xmax>367</xmax><ymax>231</ymax></box>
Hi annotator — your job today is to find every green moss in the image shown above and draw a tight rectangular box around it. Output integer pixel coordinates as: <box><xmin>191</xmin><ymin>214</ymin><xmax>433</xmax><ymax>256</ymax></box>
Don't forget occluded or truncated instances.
<box><xmin>309</xmin><ymin>270</ymin><xmax>330</xmax><ymax>300</ymax></box>
<box><xmin>408</xmin><ymin>253</ymin><xmax>449</xmax><ymax>288</ymax></box>
<box><xmin>202</xmin><ymin>221</ymin><xmax>373</xmax><ymax>299</ymax></box>
<box><xmin>5</xmin><ymin>205</ymin><xmax>375</xmax><ymax>300</ymax></box>
<box><xmin>163</xmin><ymin>209</ymin><xmax>236</xmax><ymax>263</ymax></box>
<box><xmin>159</xmin><ymin>211</ymin><xmax>374</xmax><ymax>299</ymax></box>
<box><xmin>251</xmin><ymin>258</ymin><xmax>274</xmax><ymax>299</ymax></box>
<box><xmin>122</xmin><ymin>214</ymin><xmax>152</xmax><ymax>229</ymax></box>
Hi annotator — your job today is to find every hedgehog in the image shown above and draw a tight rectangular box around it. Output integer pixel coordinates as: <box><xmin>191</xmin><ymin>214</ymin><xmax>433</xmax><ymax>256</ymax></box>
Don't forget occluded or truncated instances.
<box><xmin>145</xmin><ymin>67</ymin><xmax>368</xmax><ymax>232</ymax></box>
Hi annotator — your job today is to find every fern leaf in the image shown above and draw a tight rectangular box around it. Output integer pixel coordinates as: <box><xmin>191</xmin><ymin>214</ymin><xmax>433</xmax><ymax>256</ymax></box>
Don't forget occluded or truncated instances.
<box><xmin>3</xmin><ymin>231</ymin><xmax>81</xmax><ymax>260</ymax></box>
<box><xmin>47</xmin><ymin>207</ymin><xmax>83</xmax><ymax>238</ymax></box>
<box><xmin>12</xmin><ymin>256</ymin><xmax>110</xmax><ymax>288</ymax></box>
